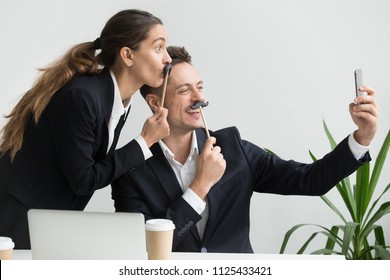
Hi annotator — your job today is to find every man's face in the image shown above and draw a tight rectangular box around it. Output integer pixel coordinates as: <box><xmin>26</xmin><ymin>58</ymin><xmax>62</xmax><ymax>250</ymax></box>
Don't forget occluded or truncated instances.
<box><xmin>163</xmin><ymin>62</ymin><xmax>206</xmax><ymax>135</ymax></box>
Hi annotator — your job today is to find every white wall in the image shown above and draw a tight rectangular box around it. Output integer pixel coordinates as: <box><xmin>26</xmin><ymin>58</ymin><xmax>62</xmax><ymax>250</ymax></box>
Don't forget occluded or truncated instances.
<box><xmin>1</xmin><ymin>0</ymin><xmax>389</xmax><ymax>254</ymax></box>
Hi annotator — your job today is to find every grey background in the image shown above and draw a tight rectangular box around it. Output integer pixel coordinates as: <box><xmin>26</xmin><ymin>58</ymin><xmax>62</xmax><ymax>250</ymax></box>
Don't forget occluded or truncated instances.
<box><xmin>1</xmin><ymin>0</ymin><xmax>389</xmax><ymax>253</ymax></box>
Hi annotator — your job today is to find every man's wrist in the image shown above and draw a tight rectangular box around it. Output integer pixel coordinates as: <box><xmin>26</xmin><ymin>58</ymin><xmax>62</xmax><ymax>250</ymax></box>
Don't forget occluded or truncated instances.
<box><xmin>348</xmin><ymin>132</ymin><xmax>370</xmax><ymax>160</ymax></box>
<box><xmin>182</xmin><ymin>188</ymin><xmax>206</xmax><ymax>214</ymax></box>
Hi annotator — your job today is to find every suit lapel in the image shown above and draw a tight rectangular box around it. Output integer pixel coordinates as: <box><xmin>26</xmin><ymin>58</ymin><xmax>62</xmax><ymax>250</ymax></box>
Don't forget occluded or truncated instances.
<box><xmin>96</xmin><ymin>68</ymin><xmax>114</xmax><ymax>155</ymax></box>
<box><xmin>99</xmin><ymin>68</ymin><xmax>115</xmax><ymax>122</ymax></box>
<box><xmin>202</xmin><ymin>184</ymin><xmax>222</xmax><ymax>244</ymax></box>
<box><xmin>195</xmin><ymin>128</ymin><xmax>222</xmax><ymax>244</ymax></box>
<box><xmin>148</xmin><ymin>144</ymin><xmax>183</xmax><ymax>201</ymax></box>
<box><xmin>195</xmin><ymin>128</ymin><xmax>206</xmax><ymax>152</ymax></box>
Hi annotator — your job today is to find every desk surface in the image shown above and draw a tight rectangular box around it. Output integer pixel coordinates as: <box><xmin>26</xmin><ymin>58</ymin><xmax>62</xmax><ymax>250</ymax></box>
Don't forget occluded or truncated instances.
<box><xmin>11</xmin><ymin>250</ymin><xmax>345</xmax><ymax>260</ymax></box>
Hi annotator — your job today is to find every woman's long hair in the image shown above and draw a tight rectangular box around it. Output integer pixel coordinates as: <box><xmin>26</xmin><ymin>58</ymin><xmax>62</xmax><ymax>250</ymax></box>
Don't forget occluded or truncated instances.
<box><xmin>0</xmin><ymin>9</ymin><xmax>162</xmax><ymax>160</ymax></box>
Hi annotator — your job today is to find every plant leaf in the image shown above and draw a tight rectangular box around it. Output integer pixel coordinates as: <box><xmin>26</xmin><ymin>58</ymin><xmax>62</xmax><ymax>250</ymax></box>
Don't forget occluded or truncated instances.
<box><xmin>324</xmin><ymin>226</ymin><xmax>340</xmax><ymax>253</ymax></box>
<box><xmin>309</xmin><ymin>150</ymin><xmax>317</xmax><ymax>162</ymax></box>
<box><xmin>314</xmin><ymin>226</ymin><xmax>351</xmax><ymax>258</ymax></box>
<box><xmin>320</xmin><ymin>195</ymin><xmax>347</xmax><ymax>223</ymax></box>
<box><xmin>361</xmin><ymin>245</ymin><xmax>390</xmax><ymax>260</ymax></box>
<box><xmin>323</xmin><ymin>120</ymin><xmax>337</xmax><ymax>150</ymax></box>
<box><xmin>374</xmin><ymin>226</ymin><xmax>386</xmax><ymax>247</ymax></box>
<box><xmin>263</xmin><ymin>148</ymin><xmax>276</xmax><ymax>155</ymax></box>
<box><xmin>341</xmin><ymin>178</ymin><xmax>357</xmax><ymax>221</ymax></box>
<box><xmin>368</xmin><ymin>129</ymin><xmax>390</xmax><ymax>197</ymax></box>
<box><xmin>363</xmin><ymin>183</ymin><xmax>390</xmax><ymax>226</ymax></box>
<box><xmin>279</xmin><ymin>223</ymin><xmax>346</xmax><ymax>255</ymax></box>
<box><xmin>361</xmin><ymin>201</ymin><xmax>390</xmax><ymax>240</ymax></box>
<box><xmin>322</xmin><ymin>120</ymin><xmax>357</xmax><ymax>220</ymax></box>
<box><xmin>297</xmin><ymin>231</ymin><xmax>322</xmax><ymax>254</ymax></box>
<box><xmin>311</xmin><ymin>248</ymin><xmax>344</xmax><ymax>257</ymax></box>
<box><xmin>334</xmin><ymin>181</ymin><xmax>357</xmax><ymax>221</ymax></box>
<box><xmin>279</xmin><ymin>224</ymin><xmax>308</xmax><ymax>254</ymax></box>
<box><xmin>360</xmin><ymin>129</ymin><xmax>390</xmax><ymax>221</ymax></box>
<box><xmin>342</xmin><ymin>222</ymin><xmax>359</xmax><ymax>256</ymax></box>
<box><xmin>362</xmin><ymin>237</ymin><xmax>373</xmax><ymax>260</ymax></box>
<box><xmin>310</xmin><ymin>149</ymin><xmax>352</xmax><ymax>222</ymax></box>
<box><xmin>355</xmin><ymin>162</ymin><xmax>370</xmax><ymax>222</ymax></box>
<box><xmin>310</xmin><ymin>150</ymin><xmax>356</xmax><ymax>220</ymax></box>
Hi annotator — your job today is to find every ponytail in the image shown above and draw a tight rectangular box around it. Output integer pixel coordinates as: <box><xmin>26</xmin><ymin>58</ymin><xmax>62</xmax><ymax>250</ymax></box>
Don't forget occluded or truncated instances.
<box><xmin>0</xmin><ymin>42</ymin><xmax>102</xmax><ymax>160</ymax></box>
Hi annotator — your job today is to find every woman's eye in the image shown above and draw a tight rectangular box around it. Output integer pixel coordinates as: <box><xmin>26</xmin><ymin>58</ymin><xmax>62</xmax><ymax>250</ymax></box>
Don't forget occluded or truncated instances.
<box><xmin>156</xmin><ymin>45</ymin><xmax>162</xmax><ymax>52</ymax></box>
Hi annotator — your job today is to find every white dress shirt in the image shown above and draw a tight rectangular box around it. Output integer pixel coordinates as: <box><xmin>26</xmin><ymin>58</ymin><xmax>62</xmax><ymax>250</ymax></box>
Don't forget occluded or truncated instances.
<box><xmin>159</xmin><ymin>131</ymin><xmax>209</xmax><ymax>240</ymax></box>
<box><xmin>348</xmin><ymin>133</ymin><xmax>370</xmax><ymax>160</ymax></box>
<box><xmin>107</xmin><ymin>70</ymin><xmax>152</xmax><ymax>160</ymax></box>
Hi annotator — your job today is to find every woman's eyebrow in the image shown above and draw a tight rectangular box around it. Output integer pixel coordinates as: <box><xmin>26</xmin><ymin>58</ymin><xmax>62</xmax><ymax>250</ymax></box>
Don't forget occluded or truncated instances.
<box><xmin>152</xmin><ymin>37</ymin><xmax>166</xmax><ymax>43</ymax></box>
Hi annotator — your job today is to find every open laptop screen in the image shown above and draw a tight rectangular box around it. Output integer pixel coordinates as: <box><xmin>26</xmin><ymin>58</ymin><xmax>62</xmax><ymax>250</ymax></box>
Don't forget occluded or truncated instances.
<box><xmin>28</xmin><ymin>209</ymin><xmax>147</xmax><ymax>260</ymax></box>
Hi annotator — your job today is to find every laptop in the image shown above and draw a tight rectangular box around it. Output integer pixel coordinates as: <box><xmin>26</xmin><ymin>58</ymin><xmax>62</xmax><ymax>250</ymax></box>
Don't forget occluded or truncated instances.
<box><xmin>27</xmin><ymin>209</ymin><xmax>147</xmax><ymax>260</ymax></box>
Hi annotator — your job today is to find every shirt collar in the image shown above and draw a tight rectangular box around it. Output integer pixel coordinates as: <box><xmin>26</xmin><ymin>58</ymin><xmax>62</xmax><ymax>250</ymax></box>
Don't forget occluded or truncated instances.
<box><xmin>159</xmin><ymin>131</ymin><xmax>199</xmax><ymax>162</ymax></box>
<box><xmin>109</xmin><ymin>69</ymin><xmax>131</xmax><ymax>118</ymax></box>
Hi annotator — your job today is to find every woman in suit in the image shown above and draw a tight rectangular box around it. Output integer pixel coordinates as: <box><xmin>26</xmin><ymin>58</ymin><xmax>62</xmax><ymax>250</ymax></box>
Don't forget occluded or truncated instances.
<box><xmin>0</xmin><ymin>9</ymin><xmax>171</xmax><ymax>249</ymax></box>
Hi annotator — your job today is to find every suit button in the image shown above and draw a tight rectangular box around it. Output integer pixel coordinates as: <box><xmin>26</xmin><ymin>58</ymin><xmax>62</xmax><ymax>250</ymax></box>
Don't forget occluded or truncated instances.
<box><xmin>130</xmin><ymin>167</ymin><xmax>136</xmax><ymax>172</ymax></box>
<box><xmin>201</xmin><ymin>247</ymin><xmax>207</xmax><ymax>253</ymax></box>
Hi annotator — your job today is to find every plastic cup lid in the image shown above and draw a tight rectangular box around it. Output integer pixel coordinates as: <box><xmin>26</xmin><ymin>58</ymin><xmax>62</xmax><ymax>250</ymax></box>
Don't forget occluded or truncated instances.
<box><xmin>0</xmin><ymin>236</ymin><xmax>15</xmax><ymax>250</ymax></box>
<box><xmin>145</xmin><ymin>219</ymin><xmax>175</xmax><ymax>231</ymax></box>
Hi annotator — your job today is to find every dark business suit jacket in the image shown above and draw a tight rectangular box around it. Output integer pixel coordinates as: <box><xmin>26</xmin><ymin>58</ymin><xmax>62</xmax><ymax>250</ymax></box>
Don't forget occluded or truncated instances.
<box><xmin>112</xmin><ymin>127</ymin><xmax>370</xmax><ymax>253</ymax></box>
<box><xmin>0</xmin><ymin>68</ymin><xmax>145</xmax><ymax>249</ymax></box>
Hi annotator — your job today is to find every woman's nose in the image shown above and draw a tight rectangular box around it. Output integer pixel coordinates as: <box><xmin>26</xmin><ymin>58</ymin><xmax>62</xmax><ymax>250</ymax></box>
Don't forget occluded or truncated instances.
<box><xmin>164</xmin><ymin>49</ymin><xmax>172</xmax><ymax>64</ymax></box>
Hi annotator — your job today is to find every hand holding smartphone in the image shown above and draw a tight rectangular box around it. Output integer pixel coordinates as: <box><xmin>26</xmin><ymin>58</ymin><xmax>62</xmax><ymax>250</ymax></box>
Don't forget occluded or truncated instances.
<box><xmin>354</xmin><ymin>69</ymin><xmax>366</xmax><ymax>97</ymax></box>
<box><xmin>354</xmin><ymin>69</ymin><xmax>367</xmax><ymax>105</ymax></box>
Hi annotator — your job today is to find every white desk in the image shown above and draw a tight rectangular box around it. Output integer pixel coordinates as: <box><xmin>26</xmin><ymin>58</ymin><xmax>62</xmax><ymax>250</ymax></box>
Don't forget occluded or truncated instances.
<box><xmin>11</xmin><ymin>250</ymin><xmax>345</xmax><ymax>260</ymax></box>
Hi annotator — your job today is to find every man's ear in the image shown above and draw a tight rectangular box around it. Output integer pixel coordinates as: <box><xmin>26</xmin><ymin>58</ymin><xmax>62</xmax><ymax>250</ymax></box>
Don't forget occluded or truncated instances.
<box><xmin>119</xmin><ymin>47</ymin><xmax>134</xmax><ymax>67</ymax></box>
<box><xmin>145</xmin><ymin>94</ymin><xmax>161</xmax><ymax>112</ymax></box>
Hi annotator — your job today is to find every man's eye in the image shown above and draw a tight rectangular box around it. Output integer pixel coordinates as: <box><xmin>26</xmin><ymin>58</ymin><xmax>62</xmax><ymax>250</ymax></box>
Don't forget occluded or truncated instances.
<box><xmin>179</xmin><ymin>88</ymin><xmax>189</xmax><ymax>94</ymax></box>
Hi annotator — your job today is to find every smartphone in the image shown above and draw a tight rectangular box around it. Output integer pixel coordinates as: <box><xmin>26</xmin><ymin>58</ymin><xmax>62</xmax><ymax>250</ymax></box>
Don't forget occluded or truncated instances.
<box><xmin>354</xmin><ymin>69</ymin><xmax>364</xmax><ymax>97</ymax></box>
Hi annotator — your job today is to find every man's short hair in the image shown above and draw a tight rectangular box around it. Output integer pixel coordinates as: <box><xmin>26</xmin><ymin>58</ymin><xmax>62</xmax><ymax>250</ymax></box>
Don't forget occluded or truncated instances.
<box><xmin>140</xmin><ymin>46</ymin><xmax>192</xmax><ymax>99</ymax></box>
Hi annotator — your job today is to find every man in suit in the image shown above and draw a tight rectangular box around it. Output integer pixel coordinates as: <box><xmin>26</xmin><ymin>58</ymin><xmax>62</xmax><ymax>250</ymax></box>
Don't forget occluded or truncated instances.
<box><xmin>111</xmin><ymin>46</ymin><xmax>379</xmax><ymax>253</ymax></box>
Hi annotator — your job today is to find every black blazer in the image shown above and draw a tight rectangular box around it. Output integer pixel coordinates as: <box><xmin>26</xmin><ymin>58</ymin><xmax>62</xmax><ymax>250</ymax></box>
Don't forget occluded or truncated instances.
<box><xmin>112</xmin><ymin>127</ymin><xmax>370</xmax><ymax>253</ymax></box>
<box><xmin>0</xmin><ymin>68</ymin><xmax>145</xmax><ymax>249</ymax></box>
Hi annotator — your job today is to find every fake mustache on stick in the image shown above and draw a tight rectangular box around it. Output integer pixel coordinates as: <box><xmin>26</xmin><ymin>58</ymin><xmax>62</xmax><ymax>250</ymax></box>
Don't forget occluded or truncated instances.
<box><xmin>191</xmin><ymin>101</ymin><xmax>210</xmax><ymax>138</ymax></box>
<box><xmin>160</xmin><ymin>64</ymin><xmax>172</xmax><ymax>107</ymax></box>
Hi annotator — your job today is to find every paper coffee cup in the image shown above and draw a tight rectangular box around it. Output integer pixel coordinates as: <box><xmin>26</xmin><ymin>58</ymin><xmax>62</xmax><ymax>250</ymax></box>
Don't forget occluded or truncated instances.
<box><xmin>0</xmin><ymin>236</ymin><xmax>15</xmax><ymax>260</ymax></box>
<box><xmin>145</xmin><ymin>219</ymin><xmax>175</xmax><ymax>260</ymax></box>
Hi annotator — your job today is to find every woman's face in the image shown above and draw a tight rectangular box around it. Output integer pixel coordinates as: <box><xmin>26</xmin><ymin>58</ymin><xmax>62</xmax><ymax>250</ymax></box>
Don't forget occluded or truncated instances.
<box><xmin>131</xmin><ymin>24</ymin><xmax>172</xmax><ymax>88</ymax></box>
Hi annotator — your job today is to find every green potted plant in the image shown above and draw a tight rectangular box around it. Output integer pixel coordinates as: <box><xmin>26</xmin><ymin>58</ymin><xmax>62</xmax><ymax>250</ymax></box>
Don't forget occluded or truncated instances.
<box><xmin>279</xmin><ymin>121</ymin><xmax>390</xmax><ymax>259</ymax></box>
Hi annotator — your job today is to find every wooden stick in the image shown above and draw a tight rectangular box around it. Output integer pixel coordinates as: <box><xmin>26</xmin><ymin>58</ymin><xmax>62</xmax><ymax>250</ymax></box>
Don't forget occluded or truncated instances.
<box><xmin>160</xmin><ymin>74</ymin><xmax>169</xmax><ymax>108</ymax></box>
<box><xmin>199</xmin><ymin>106</ymin><xmax>210</xmax><ymax>138</ymax></box>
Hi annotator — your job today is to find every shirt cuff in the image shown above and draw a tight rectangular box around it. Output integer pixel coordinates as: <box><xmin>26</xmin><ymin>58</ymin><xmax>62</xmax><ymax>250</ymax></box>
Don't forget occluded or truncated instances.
<box><xmin>135</xmin><ymin>135</ymin><xmax>153</xmax><ymax>160</ymax></box>
<box><xmin>348</xmin><ymin>133</ymin><xmax>370</xmax><ymax>160</ymax></box>
<box><xmin>182</xmin><ymin>188</ymin><xmax>206</xmax><ymax>215</ymax></box>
